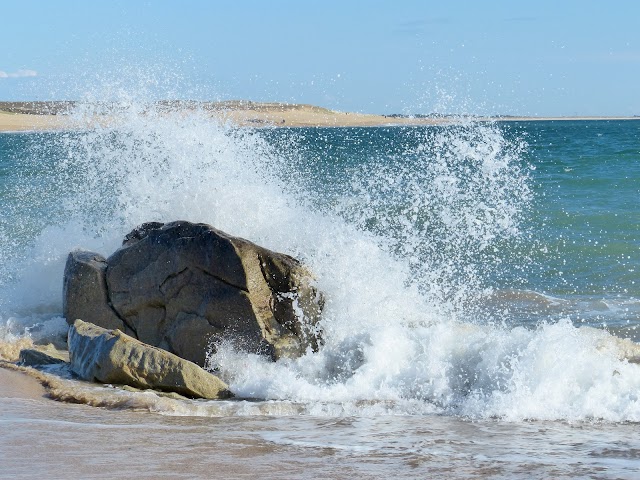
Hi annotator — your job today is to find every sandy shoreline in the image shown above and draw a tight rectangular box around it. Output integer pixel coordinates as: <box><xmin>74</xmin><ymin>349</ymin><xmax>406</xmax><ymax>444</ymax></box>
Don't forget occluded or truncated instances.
<box><xmin>0</xmin><ymin>364</ymin><xmax>47</xmax><ymax>399</ymax></box>
<box><xmin>0</xmin><ymin>101</ymin><xmax>443</xmax><ymax>130</ymax></box>
<box><xmin>0</xmin><ymin>101</ymin><xmax>638</xmax><ymax>131</ymax></box>
<box><xmin>0</xmin><ymin>110</ymin><xmax>68</xmax><ymax>131</ymax></box>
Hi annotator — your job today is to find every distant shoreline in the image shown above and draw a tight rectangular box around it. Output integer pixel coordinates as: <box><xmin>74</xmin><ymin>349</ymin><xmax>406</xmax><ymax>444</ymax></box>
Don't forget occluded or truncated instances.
<box><xmin>485</xmin><ymin>116</ymin><xmax>640</xmax><ymax>122</ymax></box>
<box><xmin>0</xmin><ymin>101</ymin><xmax>638</xmax><ymax>131</ymax></box>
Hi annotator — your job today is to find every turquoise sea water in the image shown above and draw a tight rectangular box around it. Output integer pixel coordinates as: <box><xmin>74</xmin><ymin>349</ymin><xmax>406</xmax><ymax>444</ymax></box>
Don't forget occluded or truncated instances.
<box><xmin>1</xmin><ymin>113</ymin><xmax>640</xmax><ymax>478</ymax></box>
<box><xmin>263</xmin><ymin>121</ymin><xmax>640</xmax><ymax>327</ymax></box>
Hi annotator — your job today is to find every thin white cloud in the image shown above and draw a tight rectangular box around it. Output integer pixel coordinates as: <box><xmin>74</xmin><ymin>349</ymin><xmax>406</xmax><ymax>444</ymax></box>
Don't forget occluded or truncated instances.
<box><xmin>0</xmin><ymin>69</ymin><xmax>38</xmax><ymax>78</ymax></box>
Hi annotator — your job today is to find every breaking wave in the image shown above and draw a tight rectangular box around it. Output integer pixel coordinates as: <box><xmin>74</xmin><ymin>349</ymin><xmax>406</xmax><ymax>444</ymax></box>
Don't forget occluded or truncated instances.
<box><xmin>1</xmin><ymin>98</ymin><xmax>639</xmax><ymax>422</ymax></box>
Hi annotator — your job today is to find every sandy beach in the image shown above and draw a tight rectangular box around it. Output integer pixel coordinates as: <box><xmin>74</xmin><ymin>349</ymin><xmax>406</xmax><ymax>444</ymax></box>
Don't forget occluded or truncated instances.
<box><xmin>208</xmin><ymin>101</ymin><xmax>444</xmax><ymax>127</ymax></box>
<box><xmin>0</xmin><ymin>366</ymin><xmax>47</xmax><ymax>400</ymax></box>
<box><xmin>2</xmin><ymin>101</ymin><xmax>637</xmax><ymax>132</ymax></box>
<box><xmin>0</xmin><ymin>110</ymin><xmax>67</xmax><ymax>131</ymax></box>
<box><xmin>0</xmin><ymin>100</ymin><xmax>443</xmax><ymax>130</ymax></box>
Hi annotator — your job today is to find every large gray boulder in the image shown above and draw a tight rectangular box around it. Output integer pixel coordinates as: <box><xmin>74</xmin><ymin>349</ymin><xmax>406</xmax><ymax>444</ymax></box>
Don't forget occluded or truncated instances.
<box><xmin>64</xmin><ymin>221</ymin><xmax>324</xmax><ymax>366</ymax></box>
<box><xmin>68</xmin><ymin>319</ymin><xmax>232</xmax><ymax>399</ymax></box>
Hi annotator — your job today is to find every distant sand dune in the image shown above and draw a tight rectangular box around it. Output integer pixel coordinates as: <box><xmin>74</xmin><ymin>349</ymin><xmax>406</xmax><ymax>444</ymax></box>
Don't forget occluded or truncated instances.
<box><xmin>0</xmin><ymin>101</ymin><xmax>637</xmax><ymax>131</ymax></box>
<box><xmin>0</xmin><ymin>100</ymin><xmax>442</xmax><ymax>130</ymax></box>
<box><xmin>0</xmin><ymin>110</ymin><xmax>66</xmax><ymax>131</ymax></box>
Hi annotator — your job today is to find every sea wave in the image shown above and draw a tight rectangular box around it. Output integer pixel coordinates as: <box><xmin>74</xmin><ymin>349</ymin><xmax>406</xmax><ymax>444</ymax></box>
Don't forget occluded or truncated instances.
<box><xmin>1</xmin><ymin>101</ymin><xmax>639</xmax><ymax>421</ymax></box>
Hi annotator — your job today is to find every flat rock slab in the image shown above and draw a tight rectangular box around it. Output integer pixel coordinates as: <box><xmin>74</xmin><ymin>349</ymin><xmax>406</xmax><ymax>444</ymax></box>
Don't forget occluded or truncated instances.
<box><xmin>19</xmin><ymin>346</ymin><xmax>69</xmax><ymax>367</ymax></box>
<box><xmin>68</xmin><ymin>319</ymin><xmax>232</xmax><ymax>400</ymax></box>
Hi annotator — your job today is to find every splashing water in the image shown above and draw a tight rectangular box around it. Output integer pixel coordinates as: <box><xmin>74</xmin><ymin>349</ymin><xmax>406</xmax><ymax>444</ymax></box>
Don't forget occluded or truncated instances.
<box><xmin>1</xmin><ymin>99</ymin><xmax>639</xmax><ymax>422</ymax></box>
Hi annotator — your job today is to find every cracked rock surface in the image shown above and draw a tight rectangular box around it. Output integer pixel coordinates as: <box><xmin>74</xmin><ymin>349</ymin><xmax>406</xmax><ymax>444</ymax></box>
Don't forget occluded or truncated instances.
<box><xmin>63</xmin><ymin>221</ymin><xmax>324</xmax><ymax>366</ymax></box>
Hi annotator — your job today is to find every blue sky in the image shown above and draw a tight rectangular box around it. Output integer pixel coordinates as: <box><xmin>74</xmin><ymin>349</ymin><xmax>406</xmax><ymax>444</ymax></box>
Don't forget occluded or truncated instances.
<box><xmin>0</xmin><ymin>0</ymin><xmax>638</xmax><ymax>116</ymax></box>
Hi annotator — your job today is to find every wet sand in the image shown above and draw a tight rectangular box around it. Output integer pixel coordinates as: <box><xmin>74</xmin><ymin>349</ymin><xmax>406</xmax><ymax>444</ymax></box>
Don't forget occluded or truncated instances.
<box><xmin>0</xmin><ymin>366</ymin><xmax>47</xmax><ymax>399</ymax></box>
<box><xmin>2</xmin><ymin>379</ymin><xmax>639</xmax><ymax>479</ymax></box>
<box><xmin>1</xmin><ymin>350</ymin><xmax>639</xmax><ymax>478</ymax></box>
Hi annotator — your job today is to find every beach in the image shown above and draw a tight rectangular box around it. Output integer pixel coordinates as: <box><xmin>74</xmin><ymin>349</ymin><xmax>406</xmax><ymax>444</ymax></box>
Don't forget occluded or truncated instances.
<box><xmin>2</xmin><ymin>106</ymin><xmax>640</xmax><ymax>478</ymax></box>
<box><xmin>0</xmin><ymin>110</ymin><xmax>67</xmax><ymax>131</ymax></box>
<box><xmin>1</xmin><ymin>101</ymin><xmax>638</xmax><ymax>131</ymax></box>
<box><xmin>3</xmin><ymin>361</ymin><xmax>640</xmax><ymax>479</ymax></box>
<box><xmin>3</xmin><ymin>0</ymin><xmax>639</xmax><ymax>476</ymax></box>
<box><xmin>0</xmin><ymin>365</ymin><xmax>46</xmax><ymax>400</ymax></box>
<box><xmin>0</xmin><ymin>101</ymin><xmax>443</xmax><ymax>130</ymax></box>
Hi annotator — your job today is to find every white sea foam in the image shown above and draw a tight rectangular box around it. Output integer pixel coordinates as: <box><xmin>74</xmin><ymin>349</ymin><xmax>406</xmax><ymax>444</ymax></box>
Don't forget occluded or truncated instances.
<box><xmin>1</xmin><ymin>99</ymin><xmax>639</xmax><ymax>422</ymax></box>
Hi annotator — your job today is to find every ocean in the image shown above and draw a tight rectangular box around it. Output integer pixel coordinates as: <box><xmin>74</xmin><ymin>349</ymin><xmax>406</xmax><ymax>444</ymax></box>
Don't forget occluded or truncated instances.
<box><xmin>1</xmin><ymin>108</ymin><xmax>639</xmax><ymax>478</ymax></box>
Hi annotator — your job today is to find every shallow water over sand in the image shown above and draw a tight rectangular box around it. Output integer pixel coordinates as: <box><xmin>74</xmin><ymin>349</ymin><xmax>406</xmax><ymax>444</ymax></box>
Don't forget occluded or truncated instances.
<box><xmin>2</xmin><ymin>384</ymin><xmax>640</xmax><ymax>479</ymax></box>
